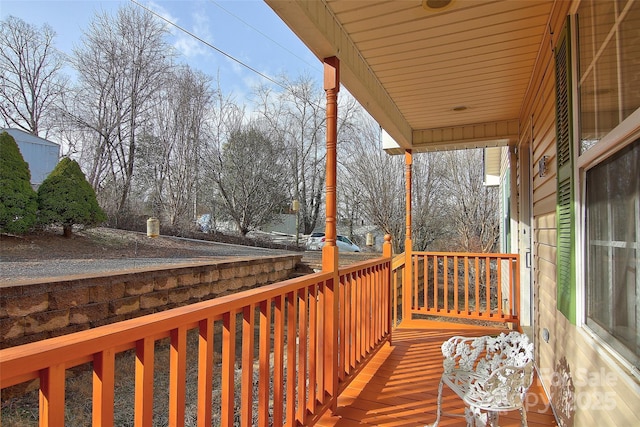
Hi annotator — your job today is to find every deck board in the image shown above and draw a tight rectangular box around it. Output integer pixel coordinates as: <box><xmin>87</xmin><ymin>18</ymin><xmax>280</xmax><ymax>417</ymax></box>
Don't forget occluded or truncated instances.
<box><xmin>315</xmin><ymin>320</ymin><xmax>558</xmax><ymax>426</ymax></box>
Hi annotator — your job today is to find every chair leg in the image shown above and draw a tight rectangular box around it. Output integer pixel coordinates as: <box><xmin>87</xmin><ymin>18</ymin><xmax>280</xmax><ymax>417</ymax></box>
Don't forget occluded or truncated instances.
<box><xmin>426</xmin><ymin>378</ymin><xmax>445</xmax><ymax>427</ymax></box>
<box><xmin>488</xmin><ymin>411</ymin><xmax>498</xmax><ymax>426</ymax></box>
<box><xmin>465</xmin><ymin>406</ymin><xmax>488</xmax><ymax>427</ymax></box>
<box><xmin>520</xmin><ymin>407</ymin><xmax>528</xmax><ymax>427</ymax></box>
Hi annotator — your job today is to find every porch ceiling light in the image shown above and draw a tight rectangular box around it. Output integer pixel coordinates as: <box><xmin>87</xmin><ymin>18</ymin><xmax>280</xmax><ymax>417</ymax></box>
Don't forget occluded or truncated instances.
<box><xmin>423</xmin><ymin>0</ymin><xmax>454</xmax><ymax>11</ymax></box>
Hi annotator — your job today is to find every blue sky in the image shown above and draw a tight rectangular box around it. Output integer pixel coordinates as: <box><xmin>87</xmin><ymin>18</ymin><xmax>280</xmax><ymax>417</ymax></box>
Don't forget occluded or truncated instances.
<box><xmin>0</xmin><ymin>0</ymin><xmax>323</xmax><ymax>103</ymax></box>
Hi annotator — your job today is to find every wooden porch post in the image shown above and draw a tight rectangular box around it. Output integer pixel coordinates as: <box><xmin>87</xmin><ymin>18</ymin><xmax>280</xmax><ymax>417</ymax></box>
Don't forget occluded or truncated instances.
<box><xmin>322</xmin><ymin>56</ymin><xmax>340</xmax><ymax>410</ymax></box>
<box><xmin>403</xmin><ymin>150</ymin><xmax>413</xmax><ymax>322</ymax></box>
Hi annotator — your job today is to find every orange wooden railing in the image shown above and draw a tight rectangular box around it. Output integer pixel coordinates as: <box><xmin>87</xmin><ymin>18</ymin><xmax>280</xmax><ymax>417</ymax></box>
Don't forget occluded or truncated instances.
<box><xmin>391</xmin><ymin>252</ymin><xmax>520</xmax><ymax>325</ymax></box>
<box><xmin>0</xmin><ymin>257</ymin><xmax>391</xmax><ymax>427</ymax></box>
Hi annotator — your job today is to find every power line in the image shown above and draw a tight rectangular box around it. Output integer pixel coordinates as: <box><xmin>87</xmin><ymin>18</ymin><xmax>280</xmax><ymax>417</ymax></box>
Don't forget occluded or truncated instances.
<box><xmin>208</xmin><ymin>0</ymin><xmax>320</xmax><ymax>72</ymax></box>
<box><xmin>130</xmin><ymin>0</ymin><xmax>288</xmax><ymax>92</ymax></box>
<box><xmin>130</xmin><ymin>0</ymin><xmax>329</xmax><ymax>112</ymax></box>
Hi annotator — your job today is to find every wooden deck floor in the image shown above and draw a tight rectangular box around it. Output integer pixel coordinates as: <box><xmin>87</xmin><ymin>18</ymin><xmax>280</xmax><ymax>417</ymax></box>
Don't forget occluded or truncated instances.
<box><xmin>315</xmin><ymin>320</ymin><xmax>558</xmax><ymax>427</ymax></box>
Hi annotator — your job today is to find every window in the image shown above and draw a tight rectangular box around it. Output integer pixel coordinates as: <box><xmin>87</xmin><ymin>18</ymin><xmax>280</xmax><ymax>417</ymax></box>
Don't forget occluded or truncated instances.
<box><xmin>578</xmin><ymin>0</ymin><xmax>640</xmax><ymax>367</ymax></box>
<box><xmin>577</xmin><ymin>0</ymin><xmax>640</xmax><ymax>154</ymax></box>
<box><xmin>585</xmin><ymin>139</ymin><xmax>639</xmax><ymax>367</ymax></box>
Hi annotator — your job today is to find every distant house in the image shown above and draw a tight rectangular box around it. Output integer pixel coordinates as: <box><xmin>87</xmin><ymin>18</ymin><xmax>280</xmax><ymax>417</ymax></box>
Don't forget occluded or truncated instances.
<box><xmin>1</xmin><ymin>128</ymin><xmax>60</xmax><ymax>189</ymax></box>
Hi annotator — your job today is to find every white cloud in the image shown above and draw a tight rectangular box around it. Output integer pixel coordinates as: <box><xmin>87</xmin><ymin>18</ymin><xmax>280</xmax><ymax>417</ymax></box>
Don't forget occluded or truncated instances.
<box><xmin>175</xmin><ymin>3</ymin><xmax>212</xmax><ymax>59</ymax></box>
<box><xmin>144</xmin><ymin>0</ymin><xmax>210</xmax><ymax>59</ymax></box>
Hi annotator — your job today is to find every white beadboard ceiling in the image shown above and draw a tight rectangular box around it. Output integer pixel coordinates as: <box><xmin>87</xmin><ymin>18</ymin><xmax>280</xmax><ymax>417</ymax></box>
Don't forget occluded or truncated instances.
<box><xmin>265</xmin><ymin>0</ymin><xmax>555</xmax><ymax>153</ymax></box>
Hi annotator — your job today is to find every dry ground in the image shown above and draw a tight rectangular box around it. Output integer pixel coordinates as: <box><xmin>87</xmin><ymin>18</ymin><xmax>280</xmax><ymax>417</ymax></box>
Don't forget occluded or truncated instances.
<box><xmin>0</xmin><ymin>227</ymin><xmax>379</xmax><ymax>283</ymax></box>
<box><xmin>0</xmin><ymin>226</ymin><xmax>245</xmax><ymax>261</ymax></box>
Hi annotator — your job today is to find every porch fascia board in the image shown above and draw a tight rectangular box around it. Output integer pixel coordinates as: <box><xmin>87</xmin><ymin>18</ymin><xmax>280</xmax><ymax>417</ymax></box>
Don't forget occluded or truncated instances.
<box><xmin>264</xmin><ymin>0</ymin><xmax>413</xmax><ymax>149</ymax></box>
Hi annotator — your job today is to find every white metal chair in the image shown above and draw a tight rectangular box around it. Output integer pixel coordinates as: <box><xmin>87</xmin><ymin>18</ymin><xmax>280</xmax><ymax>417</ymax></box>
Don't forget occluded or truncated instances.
<box><xmin>427</xmin><ymin>331</ymin><xmax>534</xmax><ymax>427</ymax></box>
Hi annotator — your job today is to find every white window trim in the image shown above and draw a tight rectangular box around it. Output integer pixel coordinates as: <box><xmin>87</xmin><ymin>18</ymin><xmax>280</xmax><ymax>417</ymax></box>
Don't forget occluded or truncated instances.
<box><xmin>575</xmin><ymin>112</ymin><xmax>640</xmax><ymax>382</ymax></box>
<box><xmin>571</xmin><ymin>0</ymin><xmax>640</xmax><ymax>378</ymax></box>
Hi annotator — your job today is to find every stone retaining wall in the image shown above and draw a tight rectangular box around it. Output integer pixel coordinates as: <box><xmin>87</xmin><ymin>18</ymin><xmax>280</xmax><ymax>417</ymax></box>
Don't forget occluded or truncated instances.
<box><xmin>0</xmin><ymin>255</ymin><xmax>302</xmax><ymax>348</ymax></box>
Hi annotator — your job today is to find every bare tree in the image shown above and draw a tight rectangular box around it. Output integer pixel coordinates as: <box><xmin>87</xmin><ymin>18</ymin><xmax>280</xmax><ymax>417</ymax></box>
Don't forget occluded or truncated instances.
<box><xmin>199</xmin><ymin>83</ymin><xmax>244</xmax><ymax>231</ymax></box>
<box><xmin>440</xmin><ymin>149</ymin><xmax>500</xmax><ymax>252</ymax></box>
<box><xmin>341</xmin><ymin>114</ymin><xmax>407</xmax><ymax>252</ymax></box>
<box><xmin>134</xmin><ymin>65</ymin><xmax>214</xmax><ymax>229</ymax></box>
<box><xmin>254</xmin><ymin>75</ymin><xmax>326</xmax><ymax>234</ymax></box>
<box><xmin>411</xmin><ymin>152</ymin><xmax>449</xmax><ymax>250</ymax></box>
<box><xmin>339</xmin><ymin>108</ymin><xmax>453</xmax><ymax>252</ymax></box>
<box><xmin>0</xmin><ymin>16</ymin><xmax>68</xmax><ymax>136</ymax></box>
<box><xmin>213</xmin><ymin>123</ymin><xmax>289</xmax><ymax>235</ymax></box>
<box><xmin>71</xmin><ymin>4</ymin><xmax>173</xmax><ymax>216</ymax></box>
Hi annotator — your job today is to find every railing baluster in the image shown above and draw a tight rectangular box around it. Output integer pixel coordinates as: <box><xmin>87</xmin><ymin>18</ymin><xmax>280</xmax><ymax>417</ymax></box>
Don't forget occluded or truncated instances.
<box><xmin>375</xmin><ymin>266</ymin><xmax>380</xmax><ymax>341</ymax></box>
<box><xmin>444</xmin><ymin>255</ymin><xmax>449</xmax><ymax>313</ymax></box>
<box><xmin>135</xmin><ymin>337</ymin><xmax>154</xmax><ymax>427</ymax></box>
<box><xmin>464</xmin><ymin>256</ymin><xmax>470</xmax><ymax>314</ymax></box>
<box><xmin>433</xmin><ymin>255</ymin><xmax>438</xmax><ymax>312</ymax></box>
<box><xmin>221</xmin><ymin>311</ymin><xmax>236</xmax><ymax>427</ymax></box>
<box><xmin>365</xmin><ymin>269</ymin><xmax>371</xmax><ymax>351</ymax></box>
<box><xmin>359</xmin><ymin>271</ymin><xmax>366</xmax><ymax>360</ymax></box>
<box><xmin>350</xmin><ymin>272</ymin><xmax>357</xmax><ymax>369</ymax></box>
<box><xmin>93</xmin><ymin>349</ymin><xmax>115</xmax><ymax>427</ymax></box>
<box><xmin>393</xmin><ymin>265</ymin><xmax>398</xmax><ymax>327</ymax></box>
<box><xmin>40</xmin><ymin>363</ymin><xmax>65</xmax><ymax>427</ymax></box>
<box><xmin>297</xmin><ymin>288</ymin><xmax>308</xmax><ymax>423</ymax></box>
<box><xmin>198</xmin><ymin>317</ymin><xmax>214</xmax><ymax>427</ymax></box>
<box><xmin>258</xmin><ymin>300</ymin><xmax>271</xmax><ymax>427</ymax></box>
<box><xmin>485</xmin><ymin>256</ymin><xmax>491</xmax><ymax>318</ymax></box>
<box><xmin>338</xmin><ymin>275</ymin><xmax>346</xmax><ymax>381</ymax></box>
<box><xmin>497</xmin><ymin>259</ymin><xmax>503</xmax><ymax>319</ymax></box>
<box><xmin>241</xmin><ymin>304</ymin><xmax>255</xmax><ymax>426</ymax></box>
<box><xmin>286</xmin><ymin>290</ymin><xmax>297</xmax><ymax>426</ymax></box>
<box><xmin>170</xmin><ymin>327</ymin><xmax>187</xmax><ymax>427</ymax></box>
<box><xmin>416</xmin><ymin>255</ymin><xmax>424</xmax><ymax>310</ymax></box>
<box><xmin>316</xmin><ymin>283</ymin><xmax>325</xmax><ymax>401</ymax></box>
<box><xmin>273</xmin><ymin>295</ymin><xmax>285</xmax><ymax>426</ymax></box>
<box><xmin>475</xmin><ymin>257</ymin><xmax>480</xmax><ymax>317</ymax></box>
<box><xmin>308</xmin><ymin>284</ymin><xmax>318</xmax><ymax>412</ymax></box>
<box><xmin>324</xmin><ymin>276</ymin><xmax>337</xmax><ymax>404</ymax></box>
<box><xmin>454</xmin><ymin>255</ymin><xmax>459</xmax><ymax>314</ymax></box>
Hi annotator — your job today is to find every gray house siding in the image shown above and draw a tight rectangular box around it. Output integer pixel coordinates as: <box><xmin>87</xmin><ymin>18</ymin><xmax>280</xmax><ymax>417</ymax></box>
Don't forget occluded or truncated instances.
<box><xmin>1</xmin><ymin>128</ymin><xmax>60</xmax><ymax>188</ymax></box>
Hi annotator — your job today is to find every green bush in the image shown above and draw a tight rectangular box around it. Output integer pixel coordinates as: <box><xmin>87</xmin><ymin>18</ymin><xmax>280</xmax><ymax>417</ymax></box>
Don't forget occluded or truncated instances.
<box><xmin>37</xmin><ymin>157</ymin><xmax>106</xmax><ymax>237</ymax></box>
<box><xmin>0</xmin><ymin>131</ymin><xmax>38</xmax><ymax>234</ymax></box>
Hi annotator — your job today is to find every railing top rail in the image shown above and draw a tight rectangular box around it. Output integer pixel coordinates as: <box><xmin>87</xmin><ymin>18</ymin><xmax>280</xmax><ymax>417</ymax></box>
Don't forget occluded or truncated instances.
<box><xmin>391</xmin><ymin>254</ymin><xmax>405</xmax><ymax>269</ymax></box>
<box><xmin>412</xmin><ymin>251</ymin><xmax>519</xmax><ymax>259</ymax></box>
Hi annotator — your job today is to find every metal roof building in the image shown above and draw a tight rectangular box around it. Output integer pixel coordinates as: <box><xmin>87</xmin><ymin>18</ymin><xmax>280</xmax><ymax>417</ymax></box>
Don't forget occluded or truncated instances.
<box><xmin>1</xmin><ymin>128</ymin><xmax>60</xmax><ymax>188</ymax></box>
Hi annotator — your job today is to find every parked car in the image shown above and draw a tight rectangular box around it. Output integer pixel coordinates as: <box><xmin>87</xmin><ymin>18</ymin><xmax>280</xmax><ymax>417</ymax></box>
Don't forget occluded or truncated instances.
<box><xmin>305</xmin><ymin>232</ymin><xmax>360</xmax><ymax>252</ymax></box>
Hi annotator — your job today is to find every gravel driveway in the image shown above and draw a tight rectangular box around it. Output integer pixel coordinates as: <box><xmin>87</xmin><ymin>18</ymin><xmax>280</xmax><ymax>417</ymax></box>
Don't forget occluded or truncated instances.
<box><xmin>0</xmin><ymin>230</ymin><xmax>297</xmax><ymax>286</ymax></box>
<box><xmin>0</xmin><ymin>228</ymin><xmax>378</xmax><ymax>286</ymax></box>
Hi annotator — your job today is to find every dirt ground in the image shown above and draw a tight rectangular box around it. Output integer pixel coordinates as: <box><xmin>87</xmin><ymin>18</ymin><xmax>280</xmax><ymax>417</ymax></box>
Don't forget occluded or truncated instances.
<box><xmin>0</xmin><ymin>227</ymin><xmax>231</xmax><ymax>261</ymax></box>
<box><xmin>0</xmin><ymin>227</ymin><xmax>379</xmax><ymax>282</ymax></box>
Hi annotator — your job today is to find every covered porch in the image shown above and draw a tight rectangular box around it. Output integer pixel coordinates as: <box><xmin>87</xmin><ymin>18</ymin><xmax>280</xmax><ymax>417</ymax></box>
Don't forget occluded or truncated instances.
<box><xmin>0</xmin><ymin>247</ymin><xmax>553</xmax><ymax>426</ymax></box>
<box><xmin>316</xmin><ymin>321</ymin><xmax>556</xmax><ymax>427</ymax></box>
<box><xmin>0</xmin><ymin>1</ymin><xmax>567</xmax><ymax>425</ymax></box>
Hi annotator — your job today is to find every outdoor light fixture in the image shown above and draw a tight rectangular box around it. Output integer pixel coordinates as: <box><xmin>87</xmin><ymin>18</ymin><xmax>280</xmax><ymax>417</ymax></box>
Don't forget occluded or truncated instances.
<box><xmin>539</xmin><ymin>155</ymin><xmax>549</xmax><ymax>177</ymax></box>
<box><xmin>423</xmin><ymin>0</ymin><xmax>454</xmax><ymax>11</ymax></box>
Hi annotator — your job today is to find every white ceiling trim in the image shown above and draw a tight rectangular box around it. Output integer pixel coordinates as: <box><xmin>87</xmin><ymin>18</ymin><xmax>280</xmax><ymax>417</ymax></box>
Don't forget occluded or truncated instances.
<box><xmin>383</xmin><ymin>119</ymin><xmax>519</xmax><ymax>155</ymax></box>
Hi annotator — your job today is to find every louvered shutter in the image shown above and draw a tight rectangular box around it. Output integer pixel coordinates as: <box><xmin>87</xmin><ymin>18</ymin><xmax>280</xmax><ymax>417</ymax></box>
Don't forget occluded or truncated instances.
<box><xmin>555</xmin><ymin>19</ymin><xmax>576</xmax><ymax>324</ymax></box>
